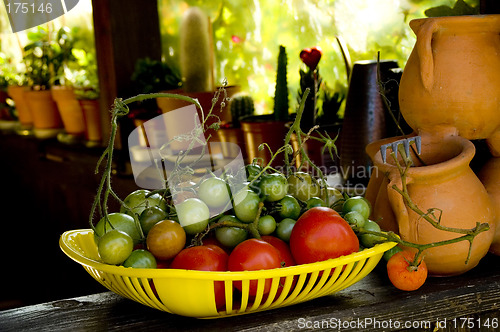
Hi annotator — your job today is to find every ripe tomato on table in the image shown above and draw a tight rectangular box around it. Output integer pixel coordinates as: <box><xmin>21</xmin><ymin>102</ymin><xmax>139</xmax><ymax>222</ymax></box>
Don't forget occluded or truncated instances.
<box><xmin>387</xmin><ymin>250</ymin><xmax>428</xmax><ymax>291</ymax></box>
<box><xmin>227</xmin><ymin>239</ymin><xmax>281</xmax><ymax>296</ymax></box>
<box><xmin>289</xmin><ymin>207</ymin><xmax>359</xmax><ymax>265</ymax></box>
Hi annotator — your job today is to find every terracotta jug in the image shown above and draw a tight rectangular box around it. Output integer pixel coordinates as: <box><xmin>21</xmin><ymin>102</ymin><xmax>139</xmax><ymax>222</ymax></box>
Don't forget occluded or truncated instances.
<box><xmin>365</xmin><ymin>134</ymin><xmax>496</xmax><ymax>276</ymax></box>
<box><xmin>398</xmin><ymin>15</ymin><xmax>500</xmax><ymax>147</ymax></box>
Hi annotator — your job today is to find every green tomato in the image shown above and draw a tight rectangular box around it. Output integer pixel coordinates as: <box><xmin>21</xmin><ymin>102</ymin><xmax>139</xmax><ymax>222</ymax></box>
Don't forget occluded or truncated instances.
<box><xmin>258</xmin><ymin>215</ymin><xmax>277</xmax><ymax>235</ymax></box>
<box><xmin>245</xmin><ymin>164</ymin><xmax>262</xmax><ymax>182</ymax></box>
<box><xmin>215</xmin><ymin>216</ymin><xmax>248</xmax><ymax>247</ymax></box>
<box><xmin>321</xmin><ymin>187</ymin><xmax>344</xmax><ymax>208</ymax></box>
<box><xmin>198</xmin><ymin>176</ymin><xmax>231</xmax><ymax>208</ymax></box>
<box><xmin>287</xmin><ymin>172</ymin><xmax>321</xmax><ymax>202</ymax></box>
<box><xmin>278</xmin><ymin>195</ymin><xmax>301</xmax><ymax>220</ymax></box>
<box><xmin>360</xmin><ymin>219</ymin><xmax>384</xmax><ymax>248</ymax></box>
<box><xmin>259</xmin><ymin>173</ymin><xmax>288</xmax><ymax>202</ymax></box>
<box><xmin>305</xmin><ymin>197</ymin><xmax>326</xmax><ymax>210</ymax></box>
<box><xmin>98</xmin><ymin>230</ymin><xmax>134</xmax><ymax>265</ymax></box>
<box><xmin>176</xmin><ymin>198</ymin><xmax>210</xmax><ymax>235</ymax></box>
<box><xmin>139</xmin><ymin>206</ymin><xmax>167</xmax><ymax>235</ymax></box>
<box><xmin>121</xmin><ymin>189</ymin><xmax>167</xmax><ymax>217</ymax></box>
<box><xmin>233</xmin><ymin>189</ymin><xmax>260</xmax><ymax>223</ymax></box>
<box><xmin>344</xmin><ymin>210</ymin><xmax>366</xmax><ymax>229</ymax></box>
<box><xmin>123</xmin><ymin>249</ymin><xmax>157</xmax><ymax>268</ymax></box>
<box><xmin>276</xmin><ymin>218</ymin><xmax>297</xmax><ymax>242</ymax></box>
<box><xmin>94</xmin><ymin>213</ymin><xmax>142</xmax><ymax>245</ymax></box>
<box><xmin>342</xmin><ymin>196</ymin><xmax>371</xmax><ymax>220</ymax></box>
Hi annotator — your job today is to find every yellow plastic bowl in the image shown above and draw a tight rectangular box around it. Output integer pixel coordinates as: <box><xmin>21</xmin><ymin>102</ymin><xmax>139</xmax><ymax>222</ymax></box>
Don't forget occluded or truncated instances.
<box><xmin>60</xmin><ymin>229</ymin><xmax>396</xmax><ymax>318</ymax></box>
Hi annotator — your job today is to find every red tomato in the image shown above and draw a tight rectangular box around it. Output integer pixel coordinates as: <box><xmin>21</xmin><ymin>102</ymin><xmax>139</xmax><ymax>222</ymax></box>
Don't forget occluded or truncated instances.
<box><xmin>289</xmin><ymin>207</ymin><xmax>359</xmax><ymax>265</ymax></box>
<box><xmin>261</xmin><ymin>235</ymin><xmax>297</xmax><ymax>297</ymax></box>
<box><xmin>227</xmin><ymin>239</ymin><xmax>281</xmax><ymax>296</ymax></box>
<box><xmin>170</xmin><ymin>246</ymin><xmax>228</xmax><ymax>308</ymax></box>
<box><xmin>202</xmin><ymin>236</ymin><xmax>231</xmax><ymax>255</ymax></box>
<box><xmin>261</xmin><ymin>235</ymin><xmax>295</xmax><ymax>267</ymax></box>
<box><xmin>155</xmin><ymin>259</ymin><xmax>171</xmax><ymax>269</ymax></box>
<box><xmin>387</xmin><ymin>250</ymin><xmax>428</xmax><ymax>291</ymax></box>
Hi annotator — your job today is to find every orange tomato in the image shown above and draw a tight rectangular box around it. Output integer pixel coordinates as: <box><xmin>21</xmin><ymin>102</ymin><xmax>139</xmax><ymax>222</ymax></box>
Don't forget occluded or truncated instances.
<box><xmin>146</xmin><ymin>220</ymin><xmax>186</xmax><ymax>260</ymax></box>
<box><xmin>387</xmin><ymin>250</ymin><xmax>428</xmax><ymax>291</ymax></box>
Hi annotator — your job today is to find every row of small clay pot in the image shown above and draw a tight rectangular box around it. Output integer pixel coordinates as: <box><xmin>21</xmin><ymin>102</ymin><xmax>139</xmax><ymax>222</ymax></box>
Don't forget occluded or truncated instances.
<box><xmin>7</xmin><ymin>85</ymin><xmax>102</xmax><ymax>142</ymax></box>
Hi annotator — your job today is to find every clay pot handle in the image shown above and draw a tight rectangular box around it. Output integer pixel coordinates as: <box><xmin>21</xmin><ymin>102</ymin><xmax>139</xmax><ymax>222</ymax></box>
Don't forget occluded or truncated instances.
<box><xmin>413</xmin><ymin>19</ymin><xmax>439</xmax><ymax>91</ymax></box>
<box><xmin>386</xmin><ymin>172</ymin><xmax>414</xmax><ymax>240</ymax></box>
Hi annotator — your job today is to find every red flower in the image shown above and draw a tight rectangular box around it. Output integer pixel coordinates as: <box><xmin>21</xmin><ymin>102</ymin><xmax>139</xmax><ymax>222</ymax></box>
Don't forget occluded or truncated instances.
<box><xmin>300</xmin><ymin>46</ymin><xmax>322</xmax><ymax>70</ymax></box>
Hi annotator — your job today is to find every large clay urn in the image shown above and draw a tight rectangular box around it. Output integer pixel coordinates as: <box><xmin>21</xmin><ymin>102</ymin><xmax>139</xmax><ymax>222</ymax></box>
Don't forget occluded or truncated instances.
<box><xmin>365</xmin><ymin>134</ymin><xmax>496</xmax><ymax>276</ymax></box>
<box><xmin>398</xmin><ymin>15</ymin><xmax>500</xmax><ymax>147</ymax></box>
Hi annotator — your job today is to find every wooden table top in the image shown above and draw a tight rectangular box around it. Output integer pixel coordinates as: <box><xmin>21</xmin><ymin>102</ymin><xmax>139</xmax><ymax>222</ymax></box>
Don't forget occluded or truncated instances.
<box><xmin>1</xmin><ymin>253</ymin><xmax>499</xmax><ymax>331</ymax></box>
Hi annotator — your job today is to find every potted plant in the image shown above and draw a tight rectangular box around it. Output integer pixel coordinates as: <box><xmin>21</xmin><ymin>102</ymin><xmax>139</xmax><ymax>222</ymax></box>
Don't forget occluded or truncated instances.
<box><xmin>0</xmin><ymin>53</ymin><xmax>22</xmax><ymax>130</ymax></box>
<box><xmin>240</xmin><ymin>45</ymin><xmax>291</xmax><ymax>166</ymax></box>
<box><xmin>292</xmin><ymin>42</ymin><xmax>348</xmax><ymax>170</ymax></box>
<box><xmin>73</xmin><ymin>48</ymin><xmax>102</xmax><ymax>144</ymax></box>
<box><xmin>22</xmin><ymin>26</ymin><xmax>63</xmax><ymax>138</ymax></box>
<box><xmin>50</xmin><ymin>26</ymin><xmax>88</xmax><ymax>140</ymax></box>
<box><xmin>156</xmin><ymin>6</ymin><xmax>240</xmax><ymax>140</ymax></box>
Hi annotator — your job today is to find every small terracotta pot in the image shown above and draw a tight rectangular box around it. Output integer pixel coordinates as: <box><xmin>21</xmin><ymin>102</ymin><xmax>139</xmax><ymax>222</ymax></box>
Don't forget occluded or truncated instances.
<box><xmin>365</xmin><ymin>134</ymin><xmax>495</xmax><ymax>276</ymax></box>
<box><xmin>24</xmin><ymin>89</ymin><xmax>62</xmax><ymax>130</ymax></box>
<box><xmin>240</xmin><ymin>114</ymin><xmax>288</xmax><ymax>166</ymax></box>
<box><xmin>7</xmin><ymin>85</ymin><xmax>33</xmax><ymax>127</ymax></box>
<box><xmin>79</xmin><ymin>99</ymin><xmax>102</xmax><ymax>142</ymax></box>
<box><xmin>51</xmin><ymin>86</ymin><xmax>86</xmax><ymax>135</ymax></box>
<box><xmin>216</xmin><ymin>126</ymin><xmax>246</xmax><ymax>159</ymax></box>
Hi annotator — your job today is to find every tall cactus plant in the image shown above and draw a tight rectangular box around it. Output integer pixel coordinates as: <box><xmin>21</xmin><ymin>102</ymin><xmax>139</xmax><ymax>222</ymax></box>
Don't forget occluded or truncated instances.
<box><xmin>180</xmin><ymin>7</ymin><xmax>214</xmax><ymax>93</ymax></box>
<box><xmin>273</xmin><ymin>45</ymin><xmax>289</xmax><ymax>121</ymax></box>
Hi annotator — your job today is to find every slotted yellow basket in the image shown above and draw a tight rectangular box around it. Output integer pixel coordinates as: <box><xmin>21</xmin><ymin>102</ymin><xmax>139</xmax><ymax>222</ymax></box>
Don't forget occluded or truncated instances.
<box><xmin>60</xmin><ymin>229</ymin><xmax>395</xmax><ymax>318</ymax></box>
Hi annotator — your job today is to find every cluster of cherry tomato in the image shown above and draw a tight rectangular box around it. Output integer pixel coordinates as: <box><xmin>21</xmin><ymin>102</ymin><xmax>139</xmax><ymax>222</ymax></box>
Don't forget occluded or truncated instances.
<box><xmin>93</xmin><ymin>163</ymin><xmax>427</xmax><ymax>294</ymax></box>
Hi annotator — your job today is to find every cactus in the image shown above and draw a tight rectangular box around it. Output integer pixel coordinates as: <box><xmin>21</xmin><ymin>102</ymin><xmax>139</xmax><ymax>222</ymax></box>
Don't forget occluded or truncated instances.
<box><xmin>179</xmin><ymin>7</ymin><xmax>214</xmax><ymax>93</ymax></box>
<box><xmin>273</xmin><ymin>45</ymin><xmax>289</xmax><ymax>122</ymax></box>
<box><xmin>230</xmin><ymin>92</ymin><xmax>255</xmax><ymax>128</ymax></box>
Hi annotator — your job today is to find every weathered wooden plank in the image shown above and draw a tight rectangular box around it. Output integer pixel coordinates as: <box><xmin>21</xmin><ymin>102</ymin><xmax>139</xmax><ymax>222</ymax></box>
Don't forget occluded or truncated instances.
<box><xmin>1</xmin><ymin>254</ymin><xmax>499</xmax><ymax>331</ymax></box>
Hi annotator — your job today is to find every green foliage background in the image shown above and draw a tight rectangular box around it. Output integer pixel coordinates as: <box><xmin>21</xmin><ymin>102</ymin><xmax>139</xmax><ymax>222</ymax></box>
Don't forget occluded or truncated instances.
<box><xmin>158</xmin><ymin>0</ymin><xmax>478</xmax><ymax>113</ymax></box>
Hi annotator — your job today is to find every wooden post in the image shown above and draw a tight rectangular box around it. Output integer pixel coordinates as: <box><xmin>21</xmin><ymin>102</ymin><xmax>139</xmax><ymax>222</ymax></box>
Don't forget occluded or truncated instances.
<box><xmin>91</xmin><ymin>0</ymin><xmax>162</xmax><ymax>147</ymax></box>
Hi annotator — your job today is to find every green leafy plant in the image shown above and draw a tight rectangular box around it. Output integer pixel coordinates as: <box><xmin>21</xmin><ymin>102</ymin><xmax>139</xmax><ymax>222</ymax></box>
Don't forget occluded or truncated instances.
<box><xmin>129</xmin><ymin>57</ymin><xmax>182</xmax><ymax>116</ymax></box>
<box><xmin>51</xmin><ymin>27</ymin><xmax>78</xmax><ymax>86</ymax></box>
<box><xmin>22</xmin><ymin>26</ymin><xmax>81</xmax><ymax>89</ymax></box>
<box><xmin>425</xmin><ymin>0</ymin><xmax>479</xmax><ymax>17</ymax></box>
<box><xmin>22</xmin><ymin>27</ymin><xmax>53</xmax><ymax>88</ymax></box>
<box><xmin>72</xmin><ymin>49</ymin><xmax>99</xmax><ymax>100</ymax></box>
<box><xmin>131</xmin><ymin>58</ymin><xmax>181</xmax><ymax>95</ymax></box>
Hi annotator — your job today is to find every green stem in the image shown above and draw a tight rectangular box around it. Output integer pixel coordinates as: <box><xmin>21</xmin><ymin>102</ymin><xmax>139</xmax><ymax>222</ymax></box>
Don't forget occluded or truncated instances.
<box><xmin>89</xmin><ymin>91</ymin><xmax>210</xmax><ymax>235</ymax></box>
